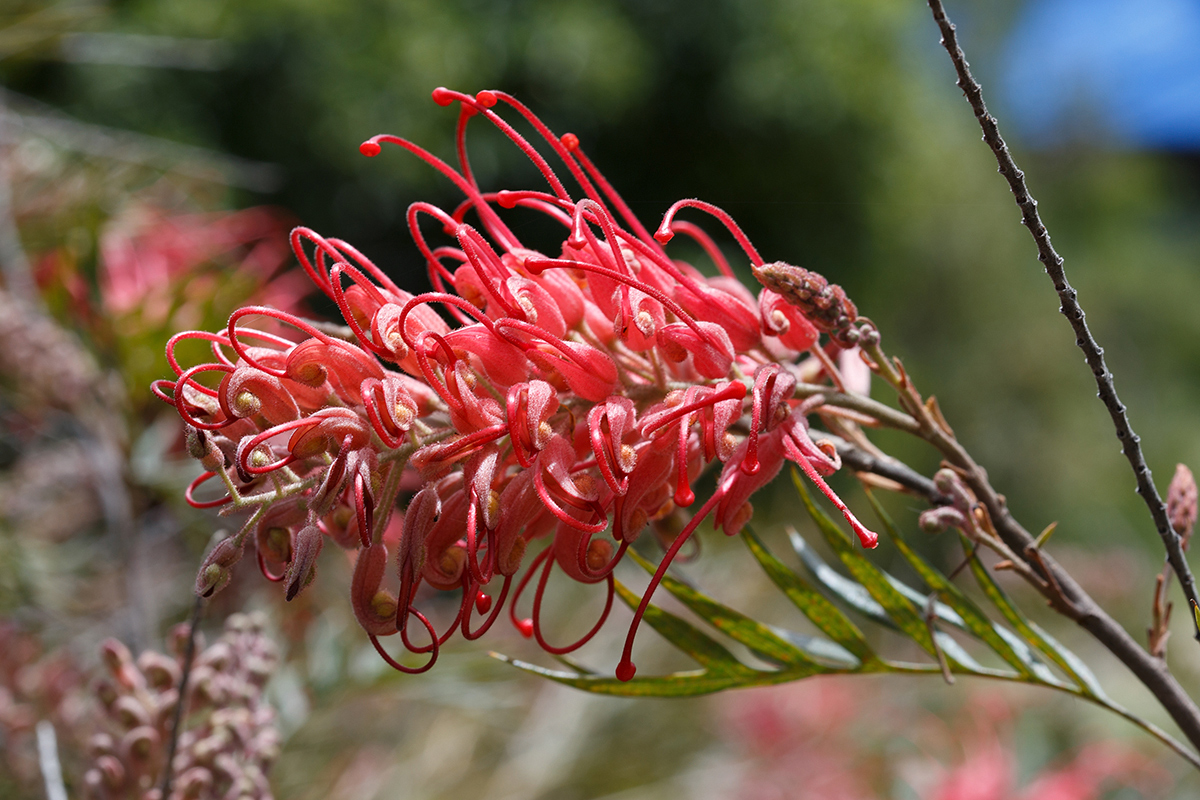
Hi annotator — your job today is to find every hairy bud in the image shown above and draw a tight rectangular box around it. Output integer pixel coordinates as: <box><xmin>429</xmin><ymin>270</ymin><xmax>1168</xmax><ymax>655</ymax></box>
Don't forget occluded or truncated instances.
<box><xmin>752</xmin><ymin>261</ymin><xmax>859</xmax><ymax>347</ymax></box>
<box><xmin>1167</xmin><ymin>464</ymin><xmax>1197</xmax><ymax>550</ymax></box>
<box><xmin>195</xmin><ymin>535</ymin><xmax>246</xmax><ymax>598</ymax></box>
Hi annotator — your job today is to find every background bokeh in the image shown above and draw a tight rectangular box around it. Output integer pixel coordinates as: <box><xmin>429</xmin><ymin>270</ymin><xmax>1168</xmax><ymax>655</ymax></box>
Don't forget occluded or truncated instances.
<box><xmin>3</xmin><ymin>0</ymin><xmax>1200</xmax><ymax>797</ymax></box>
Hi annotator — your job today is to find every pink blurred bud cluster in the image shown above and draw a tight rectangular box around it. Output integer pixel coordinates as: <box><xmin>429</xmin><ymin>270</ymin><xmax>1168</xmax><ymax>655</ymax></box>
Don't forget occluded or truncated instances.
<box><xmin>85</xmin><ymin>613</ymin><xmax>280</xmax><ymax>800</ymax></box>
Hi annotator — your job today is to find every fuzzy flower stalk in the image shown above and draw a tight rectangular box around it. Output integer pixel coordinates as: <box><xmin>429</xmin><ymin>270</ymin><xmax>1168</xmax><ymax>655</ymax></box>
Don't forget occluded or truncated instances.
<box><xmin>156</xmin><ymin>88</ymin><xmax>876</xmax><ymax>681</ymax></box>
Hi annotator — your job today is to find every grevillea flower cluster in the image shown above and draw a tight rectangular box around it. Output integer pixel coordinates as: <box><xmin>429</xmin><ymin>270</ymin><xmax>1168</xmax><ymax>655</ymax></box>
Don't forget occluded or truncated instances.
<box><xmin>156</xmin><ymin>88</ymin><xmax>876</xmax><ymax>681</ymax></box>
<box><xmin>86</xmin><ymin>614</ymin><xmax>280</xmax><ymax>800</ymax></box>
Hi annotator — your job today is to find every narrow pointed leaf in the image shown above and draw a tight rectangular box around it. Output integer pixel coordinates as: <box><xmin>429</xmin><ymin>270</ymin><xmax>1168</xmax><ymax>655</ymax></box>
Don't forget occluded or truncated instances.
<box><xmin>767</xmin><ymin>625</ymin><xmax>861</xmax><ymax>668</ymax></box>
<box><xmin>626</xmin><ymin>549</ymin><xmax>823</xmax><ymax>671</ymax></box>
<box><xmin>491</xmin><ymin>653</ymin><xmax>744</xmax><ymax>697</ymax></box>
<box><xmin>929</xmin><ymin>631</ymin><xmax>994</xmax><ymax>675</ymax></box>
<box><xmin>968</xmin><ymin>554</ymin><xmax>1097</xmax><ymax>694</ymax></box>
<box><xmin>1027</xmin><ymin>621</ymin><xmax>1109</xmax><ymax>699</ymax></box>
<box><xmin>791</xmin><ymin>472</ymin><xmax>934</xmax><ymax>652</ymax></box>
<box><xmin>743</xmin><ymin>527</ymin><xmax>873</xmax><ymax>664</ymax></box>
<box><xmin>866</xmin><ymin>490</ymin><xmax>1033</xmax><ymax>677</ymax></box>
<box><xmin>613</xmin><ymin>579</ymin><xmax>748</xmax><ymax>676</ymax></box>
<box><xmin>789</xmin><ymin>528</ymin><xmax>895</xmax><ymax>628</ymax></box>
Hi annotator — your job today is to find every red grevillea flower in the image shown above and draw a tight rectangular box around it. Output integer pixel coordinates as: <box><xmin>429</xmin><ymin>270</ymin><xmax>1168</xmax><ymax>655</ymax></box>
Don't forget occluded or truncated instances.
<box><xmin>156</xmin><ymin>87</ymin><xmax>876</xmax><ymax>681</ymax></box>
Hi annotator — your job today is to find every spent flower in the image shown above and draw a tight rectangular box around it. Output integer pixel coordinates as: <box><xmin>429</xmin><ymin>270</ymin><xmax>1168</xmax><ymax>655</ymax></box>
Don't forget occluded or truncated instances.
<box><xmin>157</xmin><ymin>88</ymin><xmax>876</xmax><ymax>680</ymax></box>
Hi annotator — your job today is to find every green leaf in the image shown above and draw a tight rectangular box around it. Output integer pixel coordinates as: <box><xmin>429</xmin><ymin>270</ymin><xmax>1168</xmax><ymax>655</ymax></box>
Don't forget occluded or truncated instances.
<box><xmin>884</xmin><ymin>575</ymin><xmax>1060</xmax><ymax>683</ymax></box>
<box><xmin>789</xmin><ymin>528</ymin><xmax>896</xmax><ymax>630</ymax></box>
<box><xmin>766</xmin><ymin>625</ymin><xmax>862</xmax><ymax>668</ymax></box>
<box><xmin>491</xmin><ymin>653</ymin><xmax>745</xmax><ymax>697</ymax></box>
<box><xmin>1027</xmin><ymin>621</ymin><xmax>1109</xmax><ymax>699</ymax></box>
<box><xmin>626</xmin><ymin>548</ymin><xmax>823</xmax><ymax>672</ymax></box>
<box><xmin>495</xmin><ymin>475</ymin><xmax>1112</xmax><ymax>712</ymax></box>
<box><xmin>792</xmin><ymin>469</ymin><xmax>935</xmax><ymax>653</ymax></box>
<box><xmin>612</xmin><ymin>579</ymin><xmax>749</xmax><ymax>677</ymax></box>
<box><xmin>743</xmin><ymin>527</ymin><xmax>874</xmax><ymax>665</ymax></box>
<box><xmin>866</xmin><ymin>490</ymin><xmax>1033</xmax><ymax>678</ymax></box>
<box><xmin>967</xmin><ymin>554</ymin><xmax>1096</xmax><ymax>694</ymax></box>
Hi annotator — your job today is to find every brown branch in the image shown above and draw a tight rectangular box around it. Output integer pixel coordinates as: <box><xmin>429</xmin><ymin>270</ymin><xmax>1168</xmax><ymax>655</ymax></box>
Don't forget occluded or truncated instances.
<box><xmin>823</xmin><ymin>433</ymin><xmax>952</xmax><ymax>504</ymax></box>
<box><xmin>924</xmin><ymin>0</ymin><xmax>1200</xmax><ymax>638</ymax></box>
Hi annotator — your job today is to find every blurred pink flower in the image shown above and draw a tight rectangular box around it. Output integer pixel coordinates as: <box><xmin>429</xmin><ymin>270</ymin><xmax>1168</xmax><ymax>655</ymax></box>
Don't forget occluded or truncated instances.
<box><xmin>101</xmin><ymin>204</ymin><xmax>305</xmax><ymax>326</ymax></box>
<box><xmin>718</xmin><ymin>682</ymin><xmax>1170</xmax><ymax>800</ymax></box>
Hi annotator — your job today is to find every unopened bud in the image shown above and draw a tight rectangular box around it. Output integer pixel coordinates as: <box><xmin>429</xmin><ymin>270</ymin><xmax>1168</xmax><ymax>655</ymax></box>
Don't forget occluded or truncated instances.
<box><xmin>137</xmin><ymin>651</ymin><xmax>181</xmax><ymax>690</ymax></box>
<box><xmin>195</xmin><ymin>535</ymin><xmax>245</xmax><ymax>598</ymax></box>
<box><xmin>1167</xmin><ymin>464</ymin><xmax>1197</xmax><ymax>550</ymax></box>
<box><xmin>932</xmin><ymin>469</ymin><xmax>957</xmax><ymax>495</ymax></box>
<box><xmin>284</xmin><ymin>526</ymin><xmax>323</xmax><ymax>601</ymax></box>
<box><xmin>112</xmin><ymin>696</ymin><xmax>150</xmax><ymax>729</ymax></box>
<box><xmin>177</xmin><ymin>767</ymin><xmax>213</xmax><ymax>800</ymax></box>
<box><xmin>919</xmin><ymin>506</ymin><xmax>967</xmax><ymax>535</ymax></box>
<box><xmin>185</xmin><ymin>425</ymin><xmax>208</xmax><ymax>461</ymax></box>
<box><xmin>94</xmin><ymin>679</ymin><xmax>119</xmax><ymax>709</ymax></box>
<box><xmin>121</xmin><ymin>725</ymin><xmax>159</xmax><ymax>765</ymax></box>
<box><xmin>96</xmin><ymin>754</ymin><xmax>125</xmax><ymax>789</ymax></box>
<box><xmin>100</xmin><ymin>639</ymin><xmax>142</xmax><ymax>689</ymax></box>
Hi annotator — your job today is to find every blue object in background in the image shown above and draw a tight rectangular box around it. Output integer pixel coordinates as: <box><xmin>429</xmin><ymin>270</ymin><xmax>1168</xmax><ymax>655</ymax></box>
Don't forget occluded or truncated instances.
<box><xmin>1002</xmin><ymin>0</ymin><xmax>1200</xmax><ymax>150</ymax></box>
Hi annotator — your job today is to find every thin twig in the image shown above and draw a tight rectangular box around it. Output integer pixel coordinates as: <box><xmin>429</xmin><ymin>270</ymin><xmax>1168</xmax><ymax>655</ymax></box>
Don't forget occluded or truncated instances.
<box><xmin>925</xmin><ymin>0</ymin><xmax>1200</xmax><ymax>638</ymax></box>
<box><xmin>161</xmin><ymin>595</ymin><xmax>205</xmax><ymax>798</ymax></box>
<box><xmin>792</xmin><ymin>381</ymin><xmax>921</xmax><ymax>433</ymax></box>
<box><xmin>824</xmin><ymin>433</ymin><xmax>951</xmax><ymax>504</ymax></box>
<box><xmin>35</xmin><ymin>720</ymin><xmax>68</xmax><ymax>800</ymax></box>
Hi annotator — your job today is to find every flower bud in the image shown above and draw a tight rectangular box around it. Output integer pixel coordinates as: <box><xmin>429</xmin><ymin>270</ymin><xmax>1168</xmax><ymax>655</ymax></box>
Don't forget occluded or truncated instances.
<box><xmin>111</xmin><ymin>695</ymin><xmax>151</xmax><ymax>729</ymax></box>
<box><xmin>185</xmin><ymin>424</ymin><xmax>208</xmax><ymax>461</ymax></box>
<box><xmin>1167</xmin><ymin>464</ymin><xmax>1197</xmax><ymax>550</ymax></box>
<box><xmin>95</xmin><ymin>754</ymin><xmax>125</xmax><ymax>789</ymax></box>
<box><xmin>752</xmin><ymin>261</ymin><xmax>859</xmax><ymax>346</ymax></box>
<box><xmin>284</xmin><ymin>525</ymin><xmax>324</xmax><ymax>601</ymax></box>
<box><xmin>137</xmin><ymin>651</ymin><xmax>181</xmax><ymax>690</ymax></box>
<box><xmin>177</xmin><ymin>767</ymin><xmax>213</xmax><ymax>800</ymax></box>
<box><xmin>195</xmin><ymin>535</ymin><xmax>245</xmax><ymax>598</ymax></box>
<box><xmin>919</xmin><ymin>506</ymin><xmax>967</xmax><ymax>535</ymax></box>
<box><xmin>100</xmin><ymin>639</ymin><xmax>143</xmax><ymax>690</ymax></box>
<box><xmin>121</xmin><ymin>725</ymin><xmax>160</xmax><ymax>768</ymax></box>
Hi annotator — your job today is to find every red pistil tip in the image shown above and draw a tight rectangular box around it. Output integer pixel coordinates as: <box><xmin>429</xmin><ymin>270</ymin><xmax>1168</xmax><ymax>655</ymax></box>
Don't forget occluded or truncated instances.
<box><xmin>359</xmin><ymin>141</ymin><xmax>382</xmax><ymax>158</ymax></box>
<box><xmin>616</xmin><ymin>658</ymin><xmax>636</xmax><ymax>682</ymax></box>
<box><xmin>561</xmin><ymin>132</ymin><xmax>579</xmax><ymax>151</ymax></box>
<box><xmin>516</xmin><ymin>618</ymin><xmax>534</xmax><ymax>638</ymax></box>
<box><xmin>431</xmin><ymin>87</ymin><xmax>455</xmax><ymax>107</ymax></box>
<box><xmin>653</xmin><ymin>225</ymin><xmax>674</xmax><ymax>245</ymax></box>
<box><xmin>675</xmin><ymin>486</ymin><xmax>696</xmax><ymax>507</ymax></box>
<box><xmin>475</xmin><ymin>90</ymin><xmax>497</xmax><ymax>108</ymax></box>
<box><xmin>475</xmin><ymin>591</ymin><xmax>493</xmax><ymax>615</ymax></box>
<box><xmin>497</xmin><ymin>190</ymin><xmax>519</xmax><ymax>209</ymax></box>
